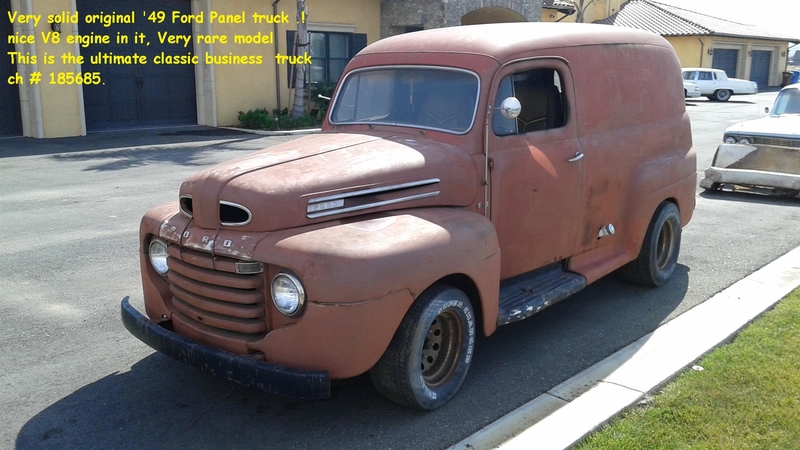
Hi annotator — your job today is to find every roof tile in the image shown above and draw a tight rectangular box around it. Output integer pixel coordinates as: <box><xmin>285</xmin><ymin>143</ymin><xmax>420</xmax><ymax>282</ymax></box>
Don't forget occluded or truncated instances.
<box><xmin>596</xmin><ymin>0</ymin><xmax>799</xmax><ymax>42</ymax></box>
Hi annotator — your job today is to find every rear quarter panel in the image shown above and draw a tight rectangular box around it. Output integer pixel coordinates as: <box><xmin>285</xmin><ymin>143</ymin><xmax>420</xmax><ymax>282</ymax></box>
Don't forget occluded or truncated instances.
<box><xmin>565</xmin><ymin>42</ymin><xmax>695</xmax><ymax>282</ymax></box>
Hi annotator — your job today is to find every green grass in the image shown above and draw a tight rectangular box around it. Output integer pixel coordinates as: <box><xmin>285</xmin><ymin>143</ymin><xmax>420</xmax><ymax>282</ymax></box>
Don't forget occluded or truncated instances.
<box><xmin>577</xmin><ymin>288</ymin><xmax>800</xmax><ymax>450</ymax></box>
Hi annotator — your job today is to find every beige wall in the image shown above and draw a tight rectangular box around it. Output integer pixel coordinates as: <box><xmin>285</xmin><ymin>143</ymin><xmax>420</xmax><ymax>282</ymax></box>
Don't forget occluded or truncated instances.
<box><xmin>13</xmin><ymin>0</ymin><xmax>85</xmax><ymax>138</ymax></box>
<box><xmin>33</xmin><ymin>0</ymin><xmax>84</xmax><ymax>138</ymax></box>
<box><xmin>11</xmin><ymin>0</ymin><xmax>379</xmax><ymax>137</ymax></box>
<box><xmin>667</xmin><ymin>35</ymin><xmax>790</xmax><ymax>86</ymax></box>
<box><xmin>204</xmin><ymin>0</ymin><xmax>381</xmax><ymax>127</ymax></box>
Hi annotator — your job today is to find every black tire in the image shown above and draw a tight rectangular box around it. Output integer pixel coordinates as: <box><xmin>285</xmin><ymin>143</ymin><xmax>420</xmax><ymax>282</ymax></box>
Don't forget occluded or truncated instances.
<box><xmin>714</xmin><ymin>89</ymin><xmax>732</xmax><ymax>101</ymax></box>
<box><xmin>370</xmin><ymin>283</ymin><xmax>475</xmax><ymax>410</ymax></box>
<box><xmin>618</xmin><ymin>202</ymin><xmax>682</xmax><ymax>287</ymax></box>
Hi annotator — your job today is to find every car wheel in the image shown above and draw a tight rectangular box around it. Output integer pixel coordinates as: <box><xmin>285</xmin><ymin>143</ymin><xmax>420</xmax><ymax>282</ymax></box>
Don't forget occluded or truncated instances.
<box><xmin>370</xmin><ymin>283</ymin><xmax>475</xmax><ymax>410</ymax></box>
<box><xmin>714</xmin><ymin>89</ymin><xmax>732</xmax><ymax>101</ymax></box>
<box><xmin>618</xmin><ymin>202</ymin><xmax>681</xmax><ymax>287</ymax></box>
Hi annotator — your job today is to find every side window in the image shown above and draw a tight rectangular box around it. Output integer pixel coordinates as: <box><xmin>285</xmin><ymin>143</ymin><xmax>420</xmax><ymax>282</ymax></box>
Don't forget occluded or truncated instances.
<box><xmin>683</xmin><ymin>71</ymin><xmax>696</xmax><ymax>81</ymax></box>
<box><xmin>699</xmin><ymin>71</ymin><xmax>713</xmax><ymax>81</ymax></box>
<box><xmin>492</xmin><ymin>68</ymin><xmax>567</xmax><ymax>136</ymax></box>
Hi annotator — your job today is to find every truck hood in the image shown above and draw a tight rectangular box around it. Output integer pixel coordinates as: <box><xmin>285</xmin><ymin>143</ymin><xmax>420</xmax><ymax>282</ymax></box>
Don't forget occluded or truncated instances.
<box><xmin>178</xmin><ymin>132</ymin><xmax>479</xmax><ymax>232</ymax></box>
<box><xmin>725</xmin><ymin>115</ymin><xmax>800</xmax><ymax>140</ymax></box>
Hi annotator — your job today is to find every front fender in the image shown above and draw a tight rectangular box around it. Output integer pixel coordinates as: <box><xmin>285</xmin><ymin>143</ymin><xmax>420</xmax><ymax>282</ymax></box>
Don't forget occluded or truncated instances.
<box><xmin>251</xmin><ymin>207</ymin><xmax>501</xmax><ymax>373</ymax></box>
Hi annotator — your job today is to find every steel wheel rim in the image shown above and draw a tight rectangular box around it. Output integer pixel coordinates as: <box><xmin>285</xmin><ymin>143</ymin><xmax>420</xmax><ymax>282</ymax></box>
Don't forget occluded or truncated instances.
<box><xmin>656</xmin><ymin>220</ymin><xmax>675</xmax><ymax>270</ymax></box>
<box><xmin>421</xmin><ymin>310</ymin><xmax>463</xmax><ymax>388</ymax></box>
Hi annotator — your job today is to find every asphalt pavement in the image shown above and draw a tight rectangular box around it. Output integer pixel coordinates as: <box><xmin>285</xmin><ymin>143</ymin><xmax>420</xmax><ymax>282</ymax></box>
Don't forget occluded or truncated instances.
<box><xmin>2</xmin><ymin>93</ymin><xmax>799</xmax><ymax>450</ymax></box>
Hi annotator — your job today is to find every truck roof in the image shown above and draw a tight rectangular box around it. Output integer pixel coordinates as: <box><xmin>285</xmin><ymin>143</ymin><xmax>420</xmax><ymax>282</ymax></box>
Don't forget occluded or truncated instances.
<box><xmin>359</xmin><ymin>23</ymin><xmax>671</xmax><ymax>62</ymax></box>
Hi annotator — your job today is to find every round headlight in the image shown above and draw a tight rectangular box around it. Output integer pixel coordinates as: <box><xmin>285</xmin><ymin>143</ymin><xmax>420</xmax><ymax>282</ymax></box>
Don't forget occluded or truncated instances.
<box><xmin>738</xmin><ymin>137</ymin><xmax>751</xmax><ymax>145</ymax></box>
<box><xmin>271</xmin><ymin>273</ymin><xmax>305</xmax><ymax>317</ymax></box>
<box><xmin>148</xmin><ymin>238</ymin><xmax>169</xmax><ymax>276</ymax></box>
<box><xmin>724</xmin><ymin>136</ymin><xmax>737</xmax><ymax>144</ymax></box>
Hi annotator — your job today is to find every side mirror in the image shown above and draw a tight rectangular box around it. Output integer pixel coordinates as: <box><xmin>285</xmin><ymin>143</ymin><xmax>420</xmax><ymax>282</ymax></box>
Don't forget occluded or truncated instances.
<box><xmin>498</xmin><ymin>97</ymin><xmax>521</xmax><ymax>119</ymax></box>
<box><xmin>764</xmin><ymin>107</ymin><xmax>770</xmax><ymax>114</ymax></box>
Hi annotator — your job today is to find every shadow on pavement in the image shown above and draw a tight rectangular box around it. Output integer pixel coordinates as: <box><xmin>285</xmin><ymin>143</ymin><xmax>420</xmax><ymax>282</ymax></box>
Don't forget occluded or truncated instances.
<box><xmin>46</xmin><ymin>139</ymin><xmax>260</xmax><ymax>172</ymax></box>
<box><xmin>0</xmin><ymin>126</ymin><xmax>260</xmax><ymax>159</ymax></box>
<box><xmin>16</xmin><ymin>268</ymin><xmax>689</xmax><ymax>450</ymax></box>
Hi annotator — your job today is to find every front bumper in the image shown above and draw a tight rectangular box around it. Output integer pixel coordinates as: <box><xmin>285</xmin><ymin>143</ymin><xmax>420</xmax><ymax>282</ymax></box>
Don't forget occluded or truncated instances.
<box><xmin>121</xmin><ymin>297</ymin><xmax>331</xmax><ymax>399</ymax></box>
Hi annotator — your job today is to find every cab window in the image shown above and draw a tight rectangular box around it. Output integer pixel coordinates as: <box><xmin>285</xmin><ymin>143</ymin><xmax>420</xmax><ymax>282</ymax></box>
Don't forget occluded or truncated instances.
<box><xmin>492</xmin><ymin>68</ymin><xmax>567</xmax><ymax>136</ymax></box>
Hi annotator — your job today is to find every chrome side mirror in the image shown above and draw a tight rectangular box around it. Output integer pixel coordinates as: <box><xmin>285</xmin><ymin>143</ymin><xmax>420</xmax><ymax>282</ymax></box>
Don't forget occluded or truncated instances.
<box><xmin>498</xmin><ymin>97</ymin><xmax>521</xmax><ymax>119</ymax></box>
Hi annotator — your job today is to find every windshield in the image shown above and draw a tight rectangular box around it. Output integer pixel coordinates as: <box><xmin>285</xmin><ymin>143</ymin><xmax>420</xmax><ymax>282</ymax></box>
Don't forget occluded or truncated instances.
<box><xmin>330</xmin><ymin>67</ymin><xmax>480</xmax><ymax>134</ymax></box>
<box><xmin>771</xmin><ymin>88</ymin><xmax>800</xmax><ymax>115</ymax></box>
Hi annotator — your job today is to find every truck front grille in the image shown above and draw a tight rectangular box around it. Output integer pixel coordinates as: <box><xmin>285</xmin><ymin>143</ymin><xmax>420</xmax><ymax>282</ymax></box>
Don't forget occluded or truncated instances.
<box><xmin>167</xmin><ymin>245</ymin><xmax>268</xmax><ymax>347</ymax></box>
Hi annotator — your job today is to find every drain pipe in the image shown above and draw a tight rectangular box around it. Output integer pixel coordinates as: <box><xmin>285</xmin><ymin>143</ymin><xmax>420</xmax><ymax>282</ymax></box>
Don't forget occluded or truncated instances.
<box><xmin>698</xmin><ymin>37</ymin><xmax>705</xmax><ymax>67</ymax></box>
<box><xmin>273</xmin><ymin>0</ymin><xmax>282</xmax><ymax>110</ymax></box>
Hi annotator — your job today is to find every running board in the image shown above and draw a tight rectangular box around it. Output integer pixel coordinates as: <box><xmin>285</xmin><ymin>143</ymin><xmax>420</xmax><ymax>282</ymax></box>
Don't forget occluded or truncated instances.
<box><xmin>497</xmin><ymin>264</ymin><xmax>586</xmax><ymax>326</ymax></box>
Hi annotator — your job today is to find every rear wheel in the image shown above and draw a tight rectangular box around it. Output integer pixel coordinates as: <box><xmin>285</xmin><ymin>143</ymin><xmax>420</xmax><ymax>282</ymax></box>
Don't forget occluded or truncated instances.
<box><xmin>370</xmin><ymin>284</ymin><xmax>475</xmax><ymax>410</ymax></box>
<box><xmin>618</xmin><ymin>202</ymin><xmax>682</xmax><ymax>286</ymax></box>
<box><xmin>714</xmin><ymin>89</ymin><xmax>732</xmax><ymax>101</ymax></box>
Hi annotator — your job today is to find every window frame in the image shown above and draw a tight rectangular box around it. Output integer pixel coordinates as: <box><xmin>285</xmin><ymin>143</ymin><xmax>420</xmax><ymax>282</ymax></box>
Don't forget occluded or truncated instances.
<box><xmin>328</xmin><ymin>65</ymin><xmax>482</xmax><ymax>135</ymax></box>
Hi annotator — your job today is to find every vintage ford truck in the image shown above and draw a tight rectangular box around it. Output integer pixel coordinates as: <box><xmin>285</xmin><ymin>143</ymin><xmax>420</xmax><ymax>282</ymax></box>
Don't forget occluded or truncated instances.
<box><xmin>122</xmin><ymin>23</ymin><xmax>696</xmax><ymax>410</ymax></box>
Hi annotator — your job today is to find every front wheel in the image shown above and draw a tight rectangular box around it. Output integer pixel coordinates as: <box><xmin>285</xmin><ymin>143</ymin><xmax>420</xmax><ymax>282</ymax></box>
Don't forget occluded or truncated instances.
<box><xmin>618</xmin><ymin>202</ymin><xmax>682</xmax><ymax>287</ymax></box>
<box><xmin>714</xmin><ymin>89</ymin><xmax>732</xmax><ymax>101</ymax></box>
<box><xmin>370</xmin><ymin>284</ymin><xmax>475</xmax><ymax>410</ymax></box>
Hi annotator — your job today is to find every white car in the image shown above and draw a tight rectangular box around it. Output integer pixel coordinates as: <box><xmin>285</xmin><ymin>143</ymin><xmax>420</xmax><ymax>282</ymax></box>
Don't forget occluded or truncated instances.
<box><xmin>699</xmin><ymin>83</ymin><xmax>800</xmax><ymax>196</ymax></box>
<box><xmin>723</xmin><ymin>83</ymin><xmax>800</xmax><ymax>147</ymax></box>
<box><xmin>682</xmin><ymin>68</ymin><xmax>758</xmax><ymax>101</ymax></box>
<box><xmin>683</xmin><ymin>80</ymin><xmax>701</xmax><ymax>98</ymax></box>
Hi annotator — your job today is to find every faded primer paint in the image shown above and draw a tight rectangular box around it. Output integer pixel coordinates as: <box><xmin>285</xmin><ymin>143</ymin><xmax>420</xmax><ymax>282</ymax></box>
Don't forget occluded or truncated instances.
<box><xmin>130</xmin><ymin>23</ymin><xmax>695</xmax><ymax>403</ymax></box>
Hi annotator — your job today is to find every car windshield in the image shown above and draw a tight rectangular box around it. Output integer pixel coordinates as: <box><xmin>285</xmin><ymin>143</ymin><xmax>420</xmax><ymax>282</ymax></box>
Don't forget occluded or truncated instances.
<box><xmin>771</xmin><ymin>88</ymin><xmax>800</xmax><ymax>115</ymax></box>
<box><xmin>682</xmin><ymin>71</ymin><xmax>696</xmax><ymax>80</ymax></box>
<box><xmin>330</xmin><ymin>67</ymin><xmax>480</xmax><ymax>134</ymax></box>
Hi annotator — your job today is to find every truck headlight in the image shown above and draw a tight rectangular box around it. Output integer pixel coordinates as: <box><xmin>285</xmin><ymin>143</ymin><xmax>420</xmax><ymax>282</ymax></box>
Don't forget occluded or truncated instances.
<box><xmin>738</xmin><ymin>137</ymin><xmax>751</xmax><ymax>145</ymax></box>
<box><xmin>724</xmin><ymin>136</ymin><xmax>737</xmax><ymax>144</ymax></box>
<box><xmin>271</xmin><ymin>273</ymin><xmax>305</xmax><ymax>317</ymax></box>
<box><xmin>148</xmin><ymin>238</ymin><xmax>169</xmax><ymax>276</ymax></box>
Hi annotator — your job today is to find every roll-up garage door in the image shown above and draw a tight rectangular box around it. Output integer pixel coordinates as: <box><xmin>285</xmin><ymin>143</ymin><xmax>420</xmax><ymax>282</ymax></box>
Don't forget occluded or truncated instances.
<box><xmin>1</xmin><ymin>1</ymin><xmax>23</xmax><ymax>136</ymax></box>
<box><xmin>712</xmin><ymin>49</ymin><xmax>739</xmax><ymax>79</ymax></box>
<box><xmin>79</xmin><ymin>0</ymin><xmax>197</xmax><ymax>131</ymax></box>
<box><xmin>749</xmin><ymin>51</ymin><xmax>771</xmax><ymax>89</ymax></box>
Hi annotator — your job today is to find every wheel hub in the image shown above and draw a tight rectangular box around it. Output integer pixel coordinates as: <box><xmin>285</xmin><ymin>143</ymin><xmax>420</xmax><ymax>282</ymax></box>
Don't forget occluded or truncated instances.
<box><xmin>421</xmin><ymin>310</ymin><xmax>462</xmax><ymax>388</ymax></box>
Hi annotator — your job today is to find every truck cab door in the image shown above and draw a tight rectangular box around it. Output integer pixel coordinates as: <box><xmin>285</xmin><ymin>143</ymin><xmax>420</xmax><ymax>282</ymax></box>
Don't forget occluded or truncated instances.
<box><xmin>487</xmin><ymin>60</ymin><xmax>583</xmax><ymax>279</ymax></box>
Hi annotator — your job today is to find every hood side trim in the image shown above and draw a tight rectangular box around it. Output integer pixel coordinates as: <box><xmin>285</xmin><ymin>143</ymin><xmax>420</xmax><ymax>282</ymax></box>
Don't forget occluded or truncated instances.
<box><xmin>307</xmin><ymin>191</ymin><xmax>440</xmax><ymax>219</ymax></box>
<box><xmin>308</xmin><ymin>178</ymin><xmax>441</xmax><ymax>204</ymax></box>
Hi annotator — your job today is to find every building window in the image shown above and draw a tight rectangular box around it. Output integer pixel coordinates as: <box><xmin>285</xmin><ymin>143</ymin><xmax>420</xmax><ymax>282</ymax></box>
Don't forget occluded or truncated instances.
<box><xmin>309</xmin><ymin>32</ymin><xmax>350</xmax><ymax>84</ymax></box>
<box><xmin>287</xmin><ymin>30</ymin><xmax>367</xmax><ymax>87</ymax></box>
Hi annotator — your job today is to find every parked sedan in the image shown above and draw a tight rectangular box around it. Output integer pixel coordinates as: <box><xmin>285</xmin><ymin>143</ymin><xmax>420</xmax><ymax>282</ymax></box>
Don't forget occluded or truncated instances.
<box><xmin>682</xmin><ymin>68</ymin><xmax>758</xmax><ymax>101</ymax></box>
<box><xmin>683</xmin><ymin>81</ymin><xmax>701</xmax><ymax>98</ymax></box>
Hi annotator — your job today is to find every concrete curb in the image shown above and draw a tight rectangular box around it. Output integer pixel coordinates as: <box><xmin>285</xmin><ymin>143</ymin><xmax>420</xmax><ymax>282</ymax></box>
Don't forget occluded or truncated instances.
<box><xmin>450</xmin><ymin>245</ymin><xmax>800</xmax><ymax>450</ymax></box>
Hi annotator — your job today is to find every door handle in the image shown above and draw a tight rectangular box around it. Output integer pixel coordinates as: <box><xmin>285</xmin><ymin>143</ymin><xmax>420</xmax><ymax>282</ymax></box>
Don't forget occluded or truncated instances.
<box><xmin>568</xmin><ymin>152</ymin><xmax>584</xmax><ymax>162</ymax></box>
